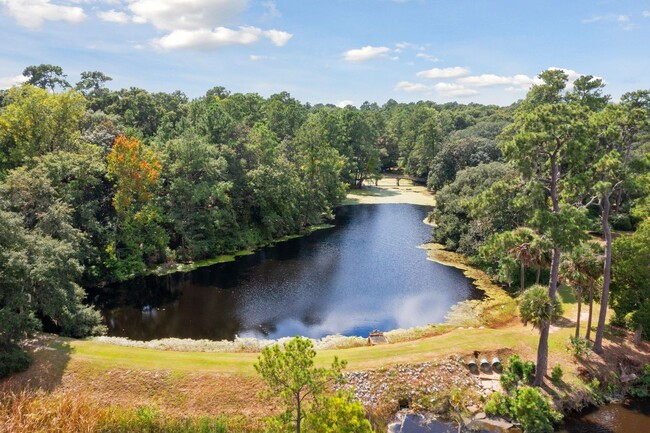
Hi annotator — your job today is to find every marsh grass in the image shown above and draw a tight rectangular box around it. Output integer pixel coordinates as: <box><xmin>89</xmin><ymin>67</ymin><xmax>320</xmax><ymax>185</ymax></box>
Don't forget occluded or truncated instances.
<box><xmin>0</xmin><ymin>390</ymin><xmax>261</xmax><ymax>433</ymax></box>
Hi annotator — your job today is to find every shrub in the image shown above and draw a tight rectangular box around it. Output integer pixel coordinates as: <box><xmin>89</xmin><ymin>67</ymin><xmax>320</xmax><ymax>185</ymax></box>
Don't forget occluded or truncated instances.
<box><xmin>510</xmin><ymin>387</ymin><xmax>562</xmax><ymax>433</ymax></box>
<box><xmin>486</xmin><ymin>387</ymin><xmax>561</xmax><ymax>433</ymax></box>
<box><xmin>551</xmin><ymin>365</ymin><xmax>563</xmax><ymax>385</ymax></box>
<box><xmin>628</xmin><ymin>364</ymin><xmax>650</xmax><ymax>398</ymax></box>
<box><xmin>500</xmin><ymin>355</ymin><xmax>535</xmax><ymax>390</ymax></box>
<box><xmin>0</xmin><ymin>345</ymin><xmax>31</xmax><ymax>379</ymax></box>
<box><xmin>304</xmin><ymin>391</ymin><xmax>374</xmax><ymax>433</ymax></box>
<box><xmin>568</xmin><ymin>336</ymin><xmax>592</xmax><ymax>358</ymax></box>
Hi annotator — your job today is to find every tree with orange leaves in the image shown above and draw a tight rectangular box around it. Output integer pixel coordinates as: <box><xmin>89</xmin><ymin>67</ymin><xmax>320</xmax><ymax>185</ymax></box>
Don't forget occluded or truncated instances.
<box><xmin>106</xmin><ymin>135</ymin><xmax>167</xmax><ymax>278</ymax></box>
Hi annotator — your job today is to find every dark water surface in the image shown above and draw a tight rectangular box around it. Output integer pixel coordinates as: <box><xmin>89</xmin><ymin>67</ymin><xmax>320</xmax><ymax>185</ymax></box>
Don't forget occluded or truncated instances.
<box><xmin>90</xmin><ymin>204</ymin><xmax>481</xmax><ymax>341</ymax></box>
<box><xmin>557</xmin><ymin>400</ymin><xmax>650</xmax><ymax>433</ymax></box>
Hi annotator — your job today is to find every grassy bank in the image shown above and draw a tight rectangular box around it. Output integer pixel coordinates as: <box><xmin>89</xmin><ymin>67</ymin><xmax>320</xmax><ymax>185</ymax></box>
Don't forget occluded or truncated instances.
<box><xmin>343</xmin><ymin>178</ymin><xmax>434</xmax><ymax>206</ymax></box>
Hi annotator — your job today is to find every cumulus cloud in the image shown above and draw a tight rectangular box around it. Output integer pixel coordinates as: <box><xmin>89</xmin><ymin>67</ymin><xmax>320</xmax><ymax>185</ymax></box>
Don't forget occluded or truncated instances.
<box><xmin>264</xmin><ymin>29</ymin><xmax>292</xmax><ymax>46</ymax></box>
<box><xmin>154</xmin><ymin>26</ymin><xmax>291</xmax><ymax>50</ymax></box>
<box><xmin>433</xmin><ymin>82</ymin><xmax>478</xmax><ymax>97</ymax></box>
<box><xmin>394</xmin><ymin>81</ymin><xmax>429</xmax><ymax>93</ymax></box>
<box><xmin>0</xmin><ymin>0</ymin><xmax>86</xmax><ymax>28</ymax></box>
<box><xmin>118</xmin><ymin>0</ymin><xmax>293</xmax><ymax>50</ymax></box>
<box><xmin>457</xmin><ymin>73</ymin><xmax>541</xmax><ymax>90</ymax></box>
<box><xmin>98</xmin><ymin>9</ymin><xmax>130</xmax><ymax>24</ymax></box>
<box><xmin>336</xmin><ymin>100</ymin><xmax>354</xmax><ymax>108</ymax></box>
<box><xmin>0</xmin><ymin>74</ymin><xmax>27</xmax><ymax>89</ymax></box>
<box><xmin>127</xmin><ymin>0</ymin><xmax>248</xmax><ymax>31</ymax></box>
<box><xmin>343</xmin><ymin>46</ymin><xmax>391</xmax><ymax>62</ymax></box>
<box><xmin>416</xmin><ymin>66</ymin><xmax>470</xmax><ymax>79</ymax></box>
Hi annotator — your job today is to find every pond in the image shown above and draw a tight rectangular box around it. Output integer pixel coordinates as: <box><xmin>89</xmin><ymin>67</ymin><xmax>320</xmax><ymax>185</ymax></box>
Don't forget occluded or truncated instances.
<box><xmin>557</xmin><ymin>399</ymin><xmax>650</xmax><ymax>433</ymax></box>
<box><xmin>90</xmin><ymin>204</ymin><xmax>482</xmax><ymax>341</ymax></box>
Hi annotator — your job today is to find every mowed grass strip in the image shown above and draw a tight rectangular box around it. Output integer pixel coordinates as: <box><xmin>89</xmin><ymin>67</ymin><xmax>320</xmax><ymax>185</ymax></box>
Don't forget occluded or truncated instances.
<box><xmin>68</xmin><ymin>324</ymin><xmax>566</xmax><ymax>376</ymax></box>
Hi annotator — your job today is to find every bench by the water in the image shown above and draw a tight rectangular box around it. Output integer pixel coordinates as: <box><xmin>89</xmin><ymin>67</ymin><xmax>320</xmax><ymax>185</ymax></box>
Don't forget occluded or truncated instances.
<box><xmin>368</xmin><ymin>329</ymin><xmax>389</xmax><ymax>345</ymax></box>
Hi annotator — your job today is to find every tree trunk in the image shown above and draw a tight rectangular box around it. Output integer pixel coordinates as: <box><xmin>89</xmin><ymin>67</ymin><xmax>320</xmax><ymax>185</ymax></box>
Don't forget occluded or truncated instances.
<box><xmin>520</xmin><ymin>260</ymin><xmax>525</xmax><ymax>294</ymax></box>
<box><xmin>586</xmin><ymin>282</ymin><xmax>594</xmax><ymax>341</ymax></box>
<box><xmin>594</xmin><ymin>195</ymin><xmax>613</xmax><ymax>354</ymax></box>
<box><xmin>535</xmin><ymin>156</ymin><xmax>561</xmax><ymax>387</ymax></box>
<box><xmin>536</xmin><ymin>265</ymin><xmax>541</xmax><ymax>285</ymax></box>
<box><xmin>296</xmin><ymin>394</ymin><xmax>301</xmax><ymax>433</ymax></box>
<box><xmin>534</xmin><ymin>319</ymin><xmax>551</xmax><ymax>387</ymax></box>
<box><xmin>535</xmin><ymin>245</ymin><xmax>560</xmax><ymax>386</ymax></box>
<box><xmin>575</xmin><ymin>286</ymin><xmax>582</xmax><ymax>339</ymax></box>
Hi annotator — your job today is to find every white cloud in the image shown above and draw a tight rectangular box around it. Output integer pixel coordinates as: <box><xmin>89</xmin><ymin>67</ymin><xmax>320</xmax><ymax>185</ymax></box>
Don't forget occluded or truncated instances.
<box><xmin>0</xmin><ymin>0</ymin><xmax>86</xmax><ymax>28</ymax></box>
<box><xmin>416</xmin><ymin>53</ymin><xmax>440</xmax><ymax>62</ymax></box>
<box><xmin>547</xmin><ymin>67</ymin><xmax>605</xmax><ymax>90</ymax></box>
<box><xmin>0</xmin><ymin>74</ymin><xmax>27</xmax><ymax>89</ymax></box>
<box><xmin>394</xmin><ymin>81</ymin><xmax>429</xmax><ymax>93</ymax></box>
<box><xmin>643</xmin><ymin>10</ymin><xmax>650</xmax><ymax>17</ymax></box>
<box><xmin>433</xmin><ymin>82</ymin><xmax>478</xmax><ymax>97</ymax></box>
<box><xmin>250</xmin><ymin>54</ymin><xmax>274</xmax><ymax>61</ymax></box>
<box><xmin>582</xmin><ymin>13</ymin><xmax>635</xmax><ymax>30</ymax></box>
<box><xmin>582</xmin><ymin>16</ymin><xmax>603</xmax><ymax>24</ymax></box>
<box><xmin>416</xmin><ymin>66</ymin><xmax>470</xmax><ymax>79</ymax></box>
<box><xmin>264</xmin><ymin>29</ymin><xmax>292</xmax><ymax>46</ymax></box>
<box><xmin>343</xmin><ymin>46</ymin><xmax>391</xmax><ymax>62</ymax></box>
<box><xmin>98</xmin><ymin>9</ymin><xmax>130</xmax><ymax>24</ymax></box>
<box><xmin>153</xmin><ymin>26</ymin><xmax>265</xmax><ymax>50</ymax></box>
<box><xmin>121</xmin><ymin>0</ymin><xmax>291</xmax><ymax>51</ymax></box>
<box><xmin>336</xmin><ymin>100</ymin><xmax>354</xmax><ymax>108</ymax></box>
<box><xmin>457</xmin><ymin>74</ymin><xmax>541</xmax><ymax>90</ymax></box>
<box><xmin>261</xmin><ymin>0</ymin><xmax>280</xmax><ymax>20</ymax></box>
<box><xmin>128</xmin><ymin>0</ymin><xmax>248</xmax><ymax>31</ymax></box>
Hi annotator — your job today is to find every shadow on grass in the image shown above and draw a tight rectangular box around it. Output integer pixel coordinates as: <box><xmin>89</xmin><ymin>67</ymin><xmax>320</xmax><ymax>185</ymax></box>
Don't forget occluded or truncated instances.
<box><xmin>558</xmin><ymin>286</ymin><xmax>577</xmax><ymax>304</ymax></box>
<box><xmin>1</xmin><ymin>335</ymin><xmax>73</xmax><ymax>393</ymax></box>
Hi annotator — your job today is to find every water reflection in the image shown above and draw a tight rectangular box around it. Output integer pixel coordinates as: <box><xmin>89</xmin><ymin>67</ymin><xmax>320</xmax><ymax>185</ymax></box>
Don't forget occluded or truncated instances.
<box><xmin>90</xmin><ymin>204</ymin><xmax>482</xmax><ymax>341</ymax></box>
<box><xmin>557</xmin><ymin>400</ymin><xmax>650</xmax><ymax>433</ymax></box>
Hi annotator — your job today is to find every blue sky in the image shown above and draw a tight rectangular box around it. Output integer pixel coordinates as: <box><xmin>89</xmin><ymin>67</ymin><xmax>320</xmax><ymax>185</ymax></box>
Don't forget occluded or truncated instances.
<box><xmin>1</xmin><ymin>0</ymin><xmax>649</xmax><ymax>106</ymax></box>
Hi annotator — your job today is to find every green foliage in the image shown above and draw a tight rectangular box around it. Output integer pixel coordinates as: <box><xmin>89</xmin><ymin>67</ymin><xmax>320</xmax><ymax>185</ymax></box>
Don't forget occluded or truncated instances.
<box><xmin>254</xmin><ymin>336</ymin><xmax>347</xmax><ymax>433</ymax></box>
<box><xmin>568</xmin><ymin>336</ymin><xmax>592</xmax><ymax>358</ymax></box>
<box><xmin>519</xmin><ymin>285</ymin><xmax>563</xmax><ymax>329</ymax></box>
<box><xmin>0</xmin><ymin>344</ymin><xmax>31</xmax><ymax>379</ymax></box>
<box><xmin>304</xmin><ymin>391</ymin><xmax>374</xmax><ymax>433</ymax></box>
<box><xmin>427</xmin><ymin>120</ymin><xmax>505</xmax><ymax>190</ymax></box>
<box><xmin>500</xmin><ymin>355</ymin><xmax>536</xmax><ymax>391</ymax></box>
<box><xmin>431</xmin><ymin>162</ymin><xmax>520</xmax><ymax>255</ymax></box>
<box><xmin>551</xmin><ymin>364</ymin><xmax>563</xmax><ymax>385</ymax></box>
<box><xmin>0</xmin><ymin>85</ymin><xmax>86</xmax><ymax>172</ymax></box>
<box><xmin>611</xmin><ymin>220</ymin><xmax>650</xmax><ymax>339</ymax></box>
<box><xmin>486</xmin><ymin>386</ymin><xmax>561</xmax><ymax>433</ymax></box>
<box><xmin>628</xmin><ymin>364</ymin><xmax>650</xmax><ymax>398</ymax></box>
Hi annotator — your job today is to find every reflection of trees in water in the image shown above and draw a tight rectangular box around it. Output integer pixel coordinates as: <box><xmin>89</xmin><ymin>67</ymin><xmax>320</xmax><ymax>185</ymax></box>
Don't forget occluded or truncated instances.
<box><xmin>95</xmin><ymin>205</ymin><xmax>480</xmax><ymax>341</ymax></box>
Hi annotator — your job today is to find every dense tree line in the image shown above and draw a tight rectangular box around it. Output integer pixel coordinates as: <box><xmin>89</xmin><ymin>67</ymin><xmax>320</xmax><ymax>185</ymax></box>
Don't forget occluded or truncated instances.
<box><xmin>0</xmin><ymin>64</ymin><xmax>506</xmax><ymax>373</ymax></box>
<box><xmin>431</xmin><ymin>70</ymin><xmax>650</xmax><ymax>384</ymax></box>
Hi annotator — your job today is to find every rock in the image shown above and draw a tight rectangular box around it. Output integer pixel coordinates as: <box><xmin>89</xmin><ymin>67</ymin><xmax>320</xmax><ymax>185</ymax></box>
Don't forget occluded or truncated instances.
<box><xmin>474</xmin><ymin>412</ymin><xmax>487</xmax><ymax>419</ymax></box>
<box><xmin>467</xmin><ymin>417</ymin><xmax>514</xmax><ymax>433</ymax></box>
<box><xmin>620</xmin><ymin>373</ymin><xmax>638</xmax><ymax>383</ymax></box>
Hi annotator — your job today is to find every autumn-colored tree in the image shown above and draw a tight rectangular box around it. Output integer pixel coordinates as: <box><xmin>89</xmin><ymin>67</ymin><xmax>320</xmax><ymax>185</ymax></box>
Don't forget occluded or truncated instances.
<box><xmin>106</xmin><ymin>135</ymin><xmax>167</xmax><ymax>278</ymax></box>
<box><xmin>107</xmin><ymin>135</ymin><xmax>161</xmax><ymax>214</ymax></box>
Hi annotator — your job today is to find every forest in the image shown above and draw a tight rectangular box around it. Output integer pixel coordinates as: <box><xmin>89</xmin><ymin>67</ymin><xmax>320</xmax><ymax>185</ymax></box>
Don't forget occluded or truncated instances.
<box><xmin>0</xmin><ymin>64</ymin><xmax>649</xmax><ymax>406</ymax></box>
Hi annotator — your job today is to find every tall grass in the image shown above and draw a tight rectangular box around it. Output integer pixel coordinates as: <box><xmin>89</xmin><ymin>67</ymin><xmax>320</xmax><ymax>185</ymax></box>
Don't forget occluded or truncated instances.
<box><xmin>0</xmin><ymin>390</ymin><xmax>262</xmax><ymax>433</ymax></box>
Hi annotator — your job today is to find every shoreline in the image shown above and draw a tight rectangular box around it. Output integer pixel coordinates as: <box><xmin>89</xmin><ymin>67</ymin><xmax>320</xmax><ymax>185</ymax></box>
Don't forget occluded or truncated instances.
<box><xmin>91</xmin><ymin>181</ymin><xmax>514</xmax><ymax>353</ymax></box>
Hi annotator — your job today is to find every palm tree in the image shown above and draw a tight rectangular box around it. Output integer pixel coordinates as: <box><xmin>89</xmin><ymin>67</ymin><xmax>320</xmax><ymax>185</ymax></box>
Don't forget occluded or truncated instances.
<box><xmin>560</xmin><ymin>242</ymin><xmax>603</xmax><ymax>339</ymax></box>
